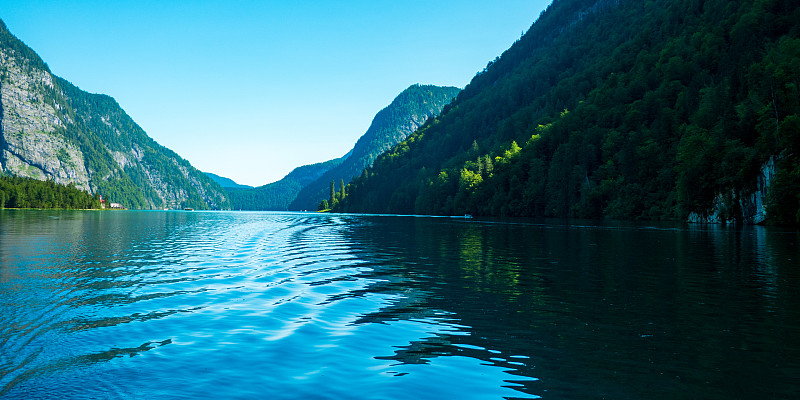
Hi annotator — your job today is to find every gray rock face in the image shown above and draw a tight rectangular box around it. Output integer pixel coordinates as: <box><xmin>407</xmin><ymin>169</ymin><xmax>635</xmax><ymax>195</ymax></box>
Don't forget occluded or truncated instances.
<box><xmin>1</xmin><ymin>49</ymin><xmax>91</xmax><ymax>191</ymax></box>
<box><xmin>0</xmin><ymin>23</ymin><xmax>229</xmax><ymax>209</ymax></box>
<box><xmin>687</xmin><ymin>156</ymin><xmax>776</xmax><ymax>224</ymax></box>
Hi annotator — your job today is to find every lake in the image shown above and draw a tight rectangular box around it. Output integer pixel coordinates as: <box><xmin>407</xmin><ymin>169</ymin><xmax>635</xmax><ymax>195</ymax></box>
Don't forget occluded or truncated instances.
<box><xmin>0</xmin><ymin>210</ymin><xmax>798</xmax><ymax>399</ymax></box>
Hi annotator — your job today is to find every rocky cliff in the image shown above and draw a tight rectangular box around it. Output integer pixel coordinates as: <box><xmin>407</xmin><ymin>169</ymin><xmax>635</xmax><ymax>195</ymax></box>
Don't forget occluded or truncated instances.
<box><xmin>688</xmin><ymin>157</ymin><xmax>777</xmax><ymax>224</ymax></box>
<box><xmin>0</xmin><ymin>45</ymin><xmax>91</xmax><ymax>191</ymax></box>
<box><xmin>0</xmin><ymin>20</ymin><xmax>228</xmax><ymax>209</ymax></box>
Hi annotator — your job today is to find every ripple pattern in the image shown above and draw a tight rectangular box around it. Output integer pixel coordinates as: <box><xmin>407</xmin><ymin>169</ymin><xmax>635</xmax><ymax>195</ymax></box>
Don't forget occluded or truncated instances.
<box><xmin>1</xmin><ymin>211</ymin><xmax>798</xmax><ymax>399</ymax></box>
<box><xmin>0</xmin><ymin>211</ymin><xmax>535</xmax><ymax>399</ymax></box>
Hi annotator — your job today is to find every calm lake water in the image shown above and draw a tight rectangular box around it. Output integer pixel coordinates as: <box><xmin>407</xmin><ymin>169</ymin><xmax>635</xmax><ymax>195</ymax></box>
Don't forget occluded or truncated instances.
<box><xmin>0</xmin><ymin>210</ymin><xmax>798</xmax><ymax>399</ymax></box>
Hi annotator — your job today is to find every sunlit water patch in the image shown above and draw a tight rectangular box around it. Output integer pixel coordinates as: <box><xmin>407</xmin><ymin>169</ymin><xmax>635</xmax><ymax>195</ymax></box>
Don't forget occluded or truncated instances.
<box><xmin>1</xmin><ymin>210</ymin><xmax>798</xmax><ymax>399</ymax></box>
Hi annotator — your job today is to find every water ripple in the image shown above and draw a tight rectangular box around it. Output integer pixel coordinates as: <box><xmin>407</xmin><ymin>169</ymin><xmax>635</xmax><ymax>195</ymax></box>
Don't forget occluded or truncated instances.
<box><xmin>1</xmin><ymin>211</ymin><xmax>798</xmax><ymax>399</ymax></box>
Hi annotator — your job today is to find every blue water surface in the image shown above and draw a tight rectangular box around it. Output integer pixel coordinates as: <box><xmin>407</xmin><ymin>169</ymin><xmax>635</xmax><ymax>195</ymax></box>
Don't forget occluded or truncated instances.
<box><xmin>0</xmin><ymin>210</ymin><xmax>798</xmax><ymax>399</ymax></box>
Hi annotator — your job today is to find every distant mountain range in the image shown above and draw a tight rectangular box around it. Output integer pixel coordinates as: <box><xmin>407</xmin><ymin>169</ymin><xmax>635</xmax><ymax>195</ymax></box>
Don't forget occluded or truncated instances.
<box><xmin>204</xmin><ymin>172</ymin><xmax>252</xmax><ymax>189</ymax></box>
<box><xmin>223</xmin><ymin>84</ymin><xmax>459</xmax><ymax>211</ymax></box>
<box><xmin>225</xmin><ymin>158</ymin><xmax>344</xmax><ymax>211</ymax></box>
<box><xmin>0</xmin><ymin>19</ymin><xmax>229</xmax><ymax>210</ymax></box>
<box><xmin>336</xmin><ymin>0</ymin><xmax>800</xmax><ymax>225</ymax></box>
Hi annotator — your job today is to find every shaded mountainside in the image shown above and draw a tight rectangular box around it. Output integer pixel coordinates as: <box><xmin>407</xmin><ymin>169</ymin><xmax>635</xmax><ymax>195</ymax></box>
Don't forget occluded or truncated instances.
<box><xmin>0</xmin><ymin>20</ymin><xmax>229</xmax><ymax>210</ymax></box>
<box><xmin>337</xmin><ymin>0</ymin><xmax>800</xmax><ymax>225</ymax></box>
<box><xmin>289</xmin><ymin>84</ymin><xmax>460</xmax><ymax>211</ymax></box>
<box><xmin>227</xmin><ymin>158</ymin><xmax>343</xmax><ymax>211</ymax></box>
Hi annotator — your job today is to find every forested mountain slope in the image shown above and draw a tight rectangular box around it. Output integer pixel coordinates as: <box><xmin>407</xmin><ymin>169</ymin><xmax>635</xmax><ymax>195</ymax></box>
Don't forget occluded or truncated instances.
<box><xmin>0</xmin><ymin>20</ymin><xmax>229</xmax><ymax>210</ymax></box>
<box><xmin>289</xmin><ymin>84</ymin><xmax>460</xmax><ymax>211</ymax></box>
<box><xmin>337</xmin><ymin>0</ymin><xmax>800</xmax><ymax>225</ymax></box>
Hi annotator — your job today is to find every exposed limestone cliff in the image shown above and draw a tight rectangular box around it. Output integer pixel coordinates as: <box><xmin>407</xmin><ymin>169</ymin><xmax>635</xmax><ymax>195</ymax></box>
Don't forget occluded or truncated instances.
<box><xmin>688</xmin><ymin>157</ymin><xmax>777</xmax><ymax>225</ymax></box>
<box><xmin>0</xmin><ymin>48</ymin><xmax>91</xmax><ymax>191</ymax></box>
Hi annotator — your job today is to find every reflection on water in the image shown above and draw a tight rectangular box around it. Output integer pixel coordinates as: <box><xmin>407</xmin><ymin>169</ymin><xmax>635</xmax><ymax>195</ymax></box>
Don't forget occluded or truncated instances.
<box><xmin>0</xmin><ymin>210</ymin><xmax>798</xmax><ymax>399</ymax></box>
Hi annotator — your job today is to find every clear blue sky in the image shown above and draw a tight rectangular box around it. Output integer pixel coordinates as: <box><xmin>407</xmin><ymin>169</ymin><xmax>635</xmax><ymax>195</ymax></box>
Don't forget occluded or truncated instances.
<box><xmin>1</xmin><ymin>0</ymin><xmax>551</xmax><ymax>186</ymax></box>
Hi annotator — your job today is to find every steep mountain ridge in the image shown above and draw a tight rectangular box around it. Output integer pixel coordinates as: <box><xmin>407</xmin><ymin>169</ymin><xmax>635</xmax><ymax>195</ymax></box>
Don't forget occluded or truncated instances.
<box><xmin>0</xmin><ymin>20</ymin><xmax>228</xmax><ymax>209</ymax></box>
<box><xmin>289</xmin><ymin>84</ymin><xmax>459</xmax><ymax>210</ymax></box>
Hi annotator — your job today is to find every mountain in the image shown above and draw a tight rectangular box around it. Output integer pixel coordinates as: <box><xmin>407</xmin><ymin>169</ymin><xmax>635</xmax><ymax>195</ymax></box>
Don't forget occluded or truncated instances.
<box><xmin>288</xmin><ymin>84</ymin><xmax>460</xmax><ymax>211</ymax></box>
<box><xmin>227</xmin><ymin>158</ymin><xmax>344</xmax><ymax>211</ymax></box>
<box><xmin>227</xmin><ymin>84</ymin><xmax>459</xmax><ymax>211</ymax></box>
<box><xmin>337</xmin><ymin>0</ymin><xmax>800</xmax><ymax>225</ymax></box>
<box><xmin>204</xmin><ymin>172</ymin><xmax>252</xmax><ymax>189</ymax></box>
<box><xmin>0</xmin><ymin>20</ymin><xmax>229</xmax><ymax>210</ymax></box>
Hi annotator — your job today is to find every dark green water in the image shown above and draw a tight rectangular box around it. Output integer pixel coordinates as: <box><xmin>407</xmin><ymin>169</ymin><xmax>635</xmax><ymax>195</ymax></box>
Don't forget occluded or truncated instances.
<box><xmin>0</xmin><ymin>210</ymin><xmax>798</xmax><ymax>399</ymax></box>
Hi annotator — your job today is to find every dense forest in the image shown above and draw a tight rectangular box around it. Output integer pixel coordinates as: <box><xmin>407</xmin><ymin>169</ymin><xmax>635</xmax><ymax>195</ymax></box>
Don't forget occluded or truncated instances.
<box><xmin>336</xmin><ymin>0</ymin><xmax>800</xmax><ymax>225</ymax></box>
<box><xmin>0</xmin><ymin>175</ymin><xmax>100</xmax><ymax>209</ymax></box>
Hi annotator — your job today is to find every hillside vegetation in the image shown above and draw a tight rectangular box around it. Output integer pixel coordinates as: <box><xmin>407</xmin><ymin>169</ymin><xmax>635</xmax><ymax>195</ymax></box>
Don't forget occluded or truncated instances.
<box><xmin>337</xmin><ymin>0</ymin><xmax>800</xmax><ymax>225</ymax></box>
